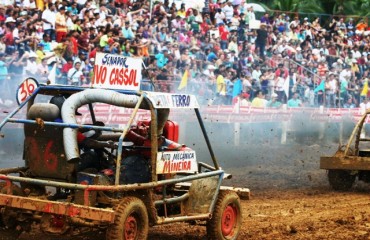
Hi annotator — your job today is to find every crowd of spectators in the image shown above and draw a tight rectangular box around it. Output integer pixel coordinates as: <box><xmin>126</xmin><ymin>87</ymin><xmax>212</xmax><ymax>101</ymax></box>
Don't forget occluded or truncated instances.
<box><xmin>0</xmin><ymin>0</ymin><xmax>370</xmax><ymax>108</ymax></box>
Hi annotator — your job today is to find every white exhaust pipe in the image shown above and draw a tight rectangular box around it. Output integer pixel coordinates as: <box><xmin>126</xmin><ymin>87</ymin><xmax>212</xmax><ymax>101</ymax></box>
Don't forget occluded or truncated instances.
<box><xmin>61</xmin><ymin>89</ymin><xmax>142</xmax><ymax>162</ymax></box>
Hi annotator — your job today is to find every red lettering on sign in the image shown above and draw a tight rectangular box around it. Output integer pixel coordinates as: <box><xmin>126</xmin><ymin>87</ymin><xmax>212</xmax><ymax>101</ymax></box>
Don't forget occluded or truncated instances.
<box><xmin>19</xmin><ymin>79</ymin><xmax>36</xmax><ymax>102</ymax></box>
<box><xmin>93</xmin><ymin>65</ymin><xmax>107</xmax><ymax>84</ymax></box>
<box><xmin>108</xmin><ymin>68</ymin><xmax>138</xmax><ymax>87</ymax></box>
<box><xmin>163</xmin><ymin>160</ymin><xmax>171</xmax><ymax>173</ymax></box>
<box><xmin>109</xmin><ymin>69</ymin><xmax>115</xmax><ymax>85</ymax></box>
<box><xmin>118</xmin><ymin>69</ymin><xmax>124</xmax><ymax>85</ymax></box>
<box><xmin>162</xmin><ymin>160</ymin><xmax>191</xmax><ymax>173</ymax></box>
<box><xmin>133</xmin><ymin>70</ymin><xmax>138</xmax><ymax>86</ymax></box>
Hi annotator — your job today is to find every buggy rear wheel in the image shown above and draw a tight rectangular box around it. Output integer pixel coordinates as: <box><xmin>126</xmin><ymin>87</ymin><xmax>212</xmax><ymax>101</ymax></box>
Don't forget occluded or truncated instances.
<box><xmin>207</xmin><ymin>190</ymin><xmax>242</xmax><ymax>240</ymax></box>
<box><xmin>106</xmin><ymin>197</ymin><xmax>148</xmax><ymax>240</ymax></box>
<box><xmin>328</xmin><ymin>170</ymin><xmax>356</xmax><ymax>191</ymax></box>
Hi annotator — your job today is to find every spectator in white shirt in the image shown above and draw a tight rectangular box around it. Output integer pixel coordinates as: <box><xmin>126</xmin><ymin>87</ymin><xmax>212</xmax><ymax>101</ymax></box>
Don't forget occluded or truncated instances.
<box><xmin>25</xmin><ymin>52</ymin><xmax>38</xmax><ymax>77</ymax></box>
<box><xmin>68</xmin><ymin>61</ymin><xmax>84</xmax><ymax>86</ymax></box>
<box><xmin>223</xmin><ymin>1</ymin><xmax>234</xmax><ymax>23</ymax></box>
<box><xmin>214</xmin><ymin>8</ymin><xmax>226</xmax><ymax>26</ymax></box>
<box><xmin>339</xmin><ymin>66</ymin><xmax>352</xmax><ymax>83</ymax></box>
<box><xmin>42</xmin><ymin>3</ymin><xmax>57</xmax><ymax>41</ymax></box>
<box><xmin>252</xmin><ymin>64</ymin><xmax>262</xmax><ymax>83</ymax></box>
<box><xmin>22</xmin><ymin>0</ymin><xmax>36</xmax><ymax>10</ymax></box>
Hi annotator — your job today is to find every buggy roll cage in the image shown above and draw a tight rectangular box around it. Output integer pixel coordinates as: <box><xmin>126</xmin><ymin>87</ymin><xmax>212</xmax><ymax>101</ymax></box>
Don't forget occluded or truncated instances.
<box><xmin>0</xmin><ymin>84</ymin><xmax>224</xmax><ymax>221</ymax></box>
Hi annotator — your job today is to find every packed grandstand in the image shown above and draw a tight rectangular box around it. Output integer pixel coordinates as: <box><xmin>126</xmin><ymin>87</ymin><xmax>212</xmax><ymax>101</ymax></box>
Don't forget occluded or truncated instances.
<box><xmin>0</xmin><ymin>0</ymin><xmax>369</xmax><ymax>108</ymax></box>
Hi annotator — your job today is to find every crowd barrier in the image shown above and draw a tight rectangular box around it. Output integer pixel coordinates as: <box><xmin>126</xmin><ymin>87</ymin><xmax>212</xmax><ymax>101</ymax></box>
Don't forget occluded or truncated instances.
<box><xmin>0</xmin><ymin>102</ymin><xmax>364</xmax><ymax>129</ymax></box>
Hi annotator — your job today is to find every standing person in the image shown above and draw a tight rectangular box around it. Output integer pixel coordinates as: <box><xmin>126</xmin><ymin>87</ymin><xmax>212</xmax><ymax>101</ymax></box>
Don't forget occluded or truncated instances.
<box><xmin>189</xmin><ymin>9</ymin><xmax>202</xmax><ymax>34</ymax></box>
<box><xmin>77</xmin><ymin>28</ymin><xmax>90</xmax><ymax>56</ymax></box>
<box><xmin>245</xmin><ymin>6</ymin><xmax>255</xmax><ymax>25</ymax></box>
<box><xmin>67</xmin><ymin>61</ymin><xmax>84</xmax><ymax>86</ymax></box>
<box><xmin>339</xmin><ymin>66</ymin><xmax>352</xmax><ymax>103</ymax></box>
<box><xmin>225</xmin><ymin>72</ymin><xmax>234</xmax><ymax>105</ymax></box>
<box><xmin>214</xmin><ymin>8</ymin><xmax>226</xmax><ymax>26</ymax></box>
<box><xmin>222</xmin><ymin>1</ymin><xmax>234</xmax><ymax>23</ymax></box>
<box><xmin>340</xmin><ymin>75</ymin><xmax>350</xmax><ymax>104</ymax></box>
<box><xmin>14</xmin><ymin>29</ymin><xmax>31</xmax><ymax>56</ymax></box>
<box><xmin>55</xmin><ymin>6</ymin><xmax>67</xmax><ymax>42</ymax></box>
<box><xmin>326</xmin><ymin>73</ymin><xmax>338</xmax><ymax>108</ymax></box>
<box><xmin>215</xmin><ymin>65</ymin><xmax>226</xmax><ymax>104</ymax></box>
<box><xmin>25</xmin><ymin>52</ymin><xmax>38</xmax><ymax>78</ymax></box>
<box><xmin>3</xmin><ymin>20</ymin><xmax>15</xmax><ymax>55</ymax></box>
<box><xmin>219</xmin><ymin>22</ymin><xmax>229</xmax><ymax>50</ymax></box>
<box><xmin>255</xmin><ymin>22</ymin><xmax>268</xmax><ymax>61</ymax></box>
<box><xmin>252</xmin><ymin>64</ymin><xmax>262</xmax><ymax>85</ymax></box>
<box><xmin>275</xmin><ymin>71</ymin><xmax>286</xmax><ymax>103</ymax></box>
<box><xmin>42</xmin><ymin>3</ymin><xmax>56</xmax><ymax>42</ymax></box>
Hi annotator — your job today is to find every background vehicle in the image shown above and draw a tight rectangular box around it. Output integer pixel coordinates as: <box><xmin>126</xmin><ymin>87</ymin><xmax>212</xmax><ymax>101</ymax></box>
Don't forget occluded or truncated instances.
<box><xmin>321</xmin><ymin>110</ymin><xmax>370</xmax><ymax>191</ymax></box>
<box><xmin>0</xmin><ymin>78</ymin><xmax>248</xmax><ymax>239</ymax></box>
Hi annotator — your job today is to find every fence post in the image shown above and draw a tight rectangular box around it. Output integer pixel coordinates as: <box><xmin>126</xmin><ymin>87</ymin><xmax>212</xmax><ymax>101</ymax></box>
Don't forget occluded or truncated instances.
<box><xmin>281</xmin><ymin>104</ymin><xmax>288</xmax><ymax>144</ymax></box>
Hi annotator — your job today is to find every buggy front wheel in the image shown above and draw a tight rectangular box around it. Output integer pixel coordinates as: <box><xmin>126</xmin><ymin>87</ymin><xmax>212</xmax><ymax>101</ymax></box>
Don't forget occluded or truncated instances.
<box><xmin>106</xmin><ymin>197</ymin><xmax>149</xmax><ymax>240</ymax></box>
<box><xmin>207</xmin><ymin>190</ymin><xmax>242</xmax><ymax>240</ymax></box>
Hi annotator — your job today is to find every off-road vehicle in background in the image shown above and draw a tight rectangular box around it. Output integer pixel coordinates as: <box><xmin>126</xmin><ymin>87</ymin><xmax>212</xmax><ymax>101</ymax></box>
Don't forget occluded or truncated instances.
<box><xmin>321</xmin><ymin>110</ymin><xmax>370</xmax><ymax>191</ymax></box>
<box><xmin>0</xmin><ymin>76</ymin><xmax>248</xmax><ymax>239</ymax></box>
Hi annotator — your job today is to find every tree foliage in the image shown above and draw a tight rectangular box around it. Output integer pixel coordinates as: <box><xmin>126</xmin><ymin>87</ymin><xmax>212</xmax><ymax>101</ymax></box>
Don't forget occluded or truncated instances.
<box><xmin>252</xmin><ymin>0</ymin><xmax>370</xmax><ymax>16</ymax></box>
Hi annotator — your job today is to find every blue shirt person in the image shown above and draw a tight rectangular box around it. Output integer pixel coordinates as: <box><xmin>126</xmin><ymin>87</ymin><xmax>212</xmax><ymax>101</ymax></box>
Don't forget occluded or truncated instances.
<box><xmin>287</xmin><ymin>92</ymin><xmax>303</xmax><ymax>107</ymax></box>
<box><xmin>155</xmin><ymin>51</ymin><xmax>169</xmax><ymax>69</ymax></box>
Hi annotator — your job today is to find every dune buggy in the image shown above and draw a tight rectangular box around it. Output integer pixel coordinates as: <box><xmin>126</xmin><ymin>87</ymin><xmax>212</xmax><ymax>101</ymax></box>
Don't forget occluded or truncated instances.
<box><xmin>321</xmin><ymin>110</ymin><xmax>370</xmax><ymax>191</ymax></box>
<box><xmin>0</xmin><ymin>78</ymin><xmax>247</xmax><ymax>239</ymax></box>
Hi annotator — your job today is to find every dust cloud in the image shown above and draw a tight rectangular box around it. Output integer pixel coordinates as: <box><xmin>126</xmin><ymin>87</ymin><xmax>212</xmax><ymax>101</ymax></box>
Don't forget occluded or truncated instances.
<box><xmin>0</xmin><ymin>74</ymin><xmax>26</xmax><ymax>168</ymax></box>
<box><xmin>179</xmin><ymin>110</ymin><xmax>357</xmax><ymax>190</ymax></box>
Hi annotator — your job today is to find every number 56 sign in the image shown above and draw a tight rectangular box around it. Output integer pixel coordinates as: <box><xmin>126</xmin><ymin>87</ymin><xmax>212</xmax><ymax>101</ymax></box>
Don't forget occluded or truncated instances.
<box><xmin>16</xmin><ymin>78</ymin><xmax>39</xmax><ymax>105</ymax></box>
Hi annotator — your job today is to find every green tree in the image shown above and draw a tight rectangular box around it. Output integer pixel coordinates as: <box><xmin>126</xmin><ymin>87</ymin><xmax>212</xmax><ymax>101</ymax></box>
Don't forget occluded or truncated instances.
<box><xmin>256</xmin><ymin>0</ymin><xmax>370</xmax><ymax>17</ymax></box>
<box><xmin>330</xmin><ymin>0</ymin><xmax>370</xmax><ymax>16</ymax></box>
<box><xmin>252</xmin><ymin>0</ymin><xmax>325</xmax><ymax>13</ymax></box>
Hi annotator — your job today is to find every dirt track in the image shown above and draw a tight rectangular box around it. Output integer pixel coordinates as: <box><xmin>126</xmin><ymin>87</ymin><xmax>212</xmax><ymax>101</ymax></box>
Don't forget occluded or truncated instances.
<box><xmin>2</xmin><ymin>187</ymin><xmax>370</xmax><ymax>240</ymax></box>
<box><xmin>1</xmin><ymin>142</ymin><xmax>370</xmax><ymax>239</ymax></box>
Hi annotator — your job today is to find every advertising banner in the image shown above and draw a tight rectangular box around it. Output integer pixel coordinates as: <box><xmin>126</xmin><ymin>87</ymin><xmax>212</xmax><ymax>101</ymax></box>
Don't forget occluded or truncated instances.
<box><xmin>92</xmin><ymin>53</ymin><xmax>142</xmax><ymax>91</ymax></box>
<box><xmin>157</xmin><ymin>151</ymin><xmax>198</xmax><ymax>174</ymax></box>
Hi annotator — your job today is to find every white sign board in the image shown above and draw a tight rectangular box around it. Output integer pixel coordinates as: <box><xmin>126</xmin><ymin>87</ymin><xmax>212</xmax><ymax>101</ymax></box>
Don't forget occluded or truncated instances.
<box><xmin>156</xmin><ymin>151</ymin><xmax>198</xmax><ymax>174</ymax></box>
<box><xmin>145</xmin><ymin>92</ymin><xmax>200</xmax><ymax>109</ymax></box>
<box><xmin>249</xmin><ymin>20</ymin><xmax>261</xmax><ymax>29</ymax></box>
<box><xmin>16</xmin><ymin>78</ymin><xmax>39</xmax><ymax>105</ymax></box>
<box><xmin>92</xmin><ymin>53</ymin><xmax>142</xmax><ymax>91</ymax></box>
<box><xmin>209</xmin><ymin>30</ymin><xmax>220</xmax><ymax>39</ymax></box>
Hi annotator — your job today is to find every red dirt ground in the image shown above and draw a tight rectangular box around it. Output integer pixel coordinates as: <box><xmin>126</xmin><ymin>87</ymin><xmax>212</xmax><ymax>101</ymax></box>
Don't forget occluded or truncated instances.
<box><xmin>1</xmin><ymin>143</ymin><xmax>370</xmax><ymax>240</ymax></box>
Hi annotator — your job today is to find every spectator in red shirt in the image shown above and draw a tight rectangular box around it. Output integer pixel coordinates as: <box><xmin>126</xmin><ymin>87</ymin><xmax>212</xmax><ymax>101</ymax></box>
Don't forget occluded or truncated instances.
<box><xmin>78</xmin><ymin>28</ymin><xmax>90</xmax><ymax>55</ymax></box>
<box><xmin>219</xmin><ymin>22</ymin><xmax>229</xmax><ymax>50</ymax></box>
<box><xmin>317</xmin><ymin>59</ymin><xmax>328</xmax><ymax>78</ymax></box>
<box><xmin>3</xmin><ymin>21</ymin><xmax>15</xmax><ymax>54</ymax></box>
<box><xmin>61</xmin><ymin>58</ymin><xmax>73</xmax><ymax>85</ymax></box>
<box><xmin>69</xmin><ymin>30</ymin><xmax>79</xmax><ymax>57</ymax></box>
<box><xmin>275</xmin><ymin>63</ymin><xmax>289</xmax><ymax>79</ymax></box>
<box><xmin>89</xmin><ymin>45</ymin><xmax>103</xmax><ymax>60</ymax></box>
<box><xmin>0</xmin><ymin>6</ymin><xmax>5</xmax><ymax>23</ymax></box>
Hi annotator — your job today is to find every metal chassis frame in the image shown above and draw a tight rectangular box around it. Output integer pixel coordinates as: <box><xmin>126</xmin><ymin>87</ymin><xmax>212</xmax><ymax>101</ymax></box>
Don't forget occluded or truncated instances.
<box><xmin>0</xmin><ymin>170</ymin><xmax>224</xmax><ymax>223</ymax></box>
